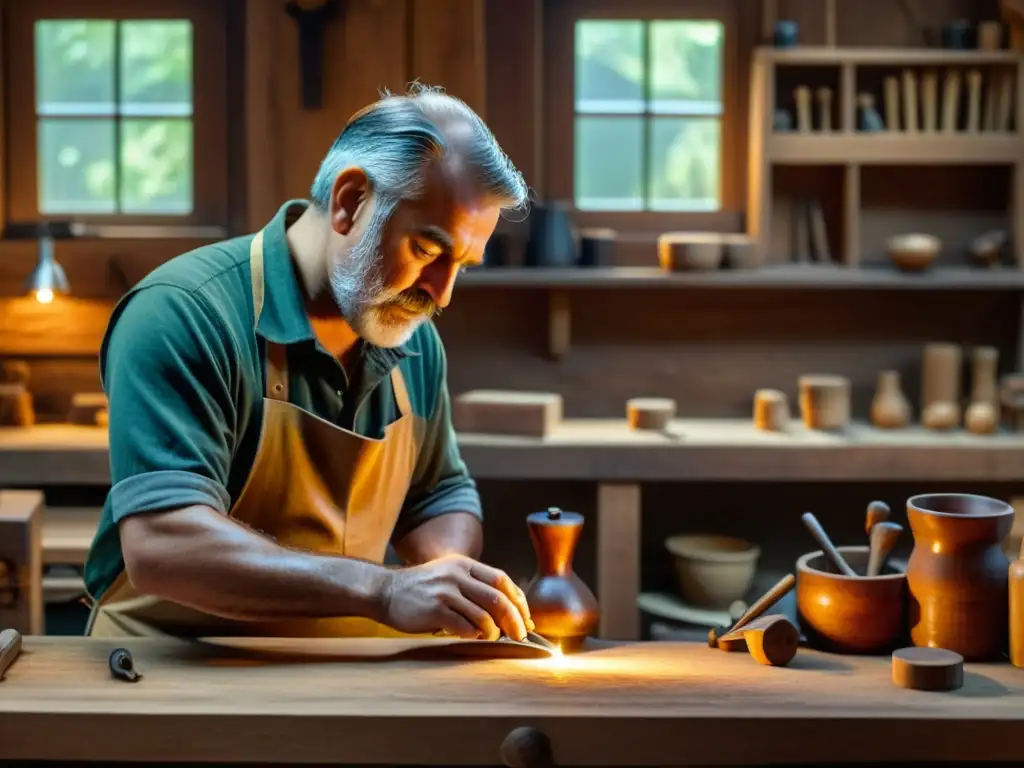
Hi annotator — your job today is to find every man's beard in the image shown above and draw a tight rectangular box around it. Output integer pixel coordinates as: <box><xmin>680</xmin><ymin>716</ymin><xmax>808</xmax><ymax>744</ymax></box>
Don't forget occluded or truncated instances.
<box><xmin>328</xmin><ymin>205</ymin><xmax>436</xmax><ymax>348</ymax></box>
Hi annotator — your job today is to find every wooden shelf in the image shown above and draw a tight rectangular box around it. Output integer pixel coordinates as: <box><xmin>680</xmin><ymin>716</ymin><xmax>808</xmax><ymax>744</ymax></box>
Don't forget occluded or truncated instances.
<box><xmin>757</xmin><ymin>46</ymin><xmax>1022</xmax><ymax>66</ymax></box>
<box><xmin>461</xmin><ymin>265</ymin><xmax>1024</xmax><ymax>290</ymax></box>
<box><xmin>767</xmin><ymin>133</ymin><xmax>1021</xmax><ymax>164</ymax></box>
<box><xmin>3</xmin><ymin>421</ymin><xmax>1023</xmax><ymax>486</ymax></box>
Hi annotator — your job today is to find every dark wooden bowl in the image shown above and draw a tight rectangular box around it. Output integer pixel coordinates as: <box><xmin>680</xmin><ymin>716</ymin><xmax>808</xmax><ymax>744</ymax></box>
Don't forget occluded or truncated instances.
<box><xmin>796</xmin><ymin>545</ymin><xmax>908</xmax><ymax>654</ymax></box>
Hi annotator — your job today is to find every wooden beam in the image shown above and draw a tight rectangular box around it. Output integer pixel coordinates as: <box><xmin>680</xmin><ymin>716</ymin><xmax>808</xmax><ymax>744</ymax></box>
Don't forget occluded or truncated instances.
<box><xmin>244</xmin><ymin>0</ymin><xmax>286</xmax><ymax>230</ymax></box>
<box><xmin>409</xmin><ymin>0</ymin><xmax>486</xmax><ymax>115</ymax></box>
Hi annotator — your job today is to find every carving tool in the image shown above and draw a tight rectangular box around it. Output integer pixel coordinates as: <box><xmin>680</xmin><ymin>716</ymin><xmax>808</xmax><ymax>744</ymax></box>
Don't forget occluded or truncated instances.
<box><xmin>865</xmin><ymin>500</ymin><xmax>891</xmax><ymax>537</ymax></box>
<box><xmin>0</xmin><ymin>628</ymin><xmax>22</xmax><ymax>682</ymax></box>
<box><xmin>867</xmin><ymin>521</ymin><xmax>903</xmax><ymax>577</ymax></box>
<box><xmin>801</xmin><ymin>512</ymin><xmax>857</xmax><ymax>577</ymax></box>
<box><xmin>707</xmin><ymin>573</ymin><xmax>795</xmax><ymax>648</ymax></box>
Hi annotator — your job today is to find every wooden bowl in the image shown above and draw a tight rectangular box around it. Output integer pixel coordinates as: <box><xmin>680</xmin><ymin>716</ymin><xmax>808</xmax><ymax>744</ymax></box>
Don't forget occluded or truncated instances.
<box><xmin>796</xmin><ymin>545</ymin><xmax>907</xmax><ymax>654</ymax></box>
<box><xmin>665</xmin><ymin>534</ymin><xmax>760</xmax><ymax>609</ymax></box>
<box><xmin>887</xmin><ymin>233</ymin><xmax>940</xmax><ymax>272</ymax></box>
<box><xmin>657</xmin><ymin>232</ymin><xmax>724</xmax><ymax>272</ymax></box>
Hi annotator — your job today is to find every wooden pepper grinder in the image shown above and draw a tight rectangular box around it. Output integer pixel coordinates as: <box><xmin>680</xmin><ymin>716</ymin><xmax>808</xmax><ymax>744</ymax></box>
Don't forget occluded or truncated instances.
<box><xmin>524</xmin><ymin>507</ymin><xmax>599</xmax><ymax>652</ymax></box>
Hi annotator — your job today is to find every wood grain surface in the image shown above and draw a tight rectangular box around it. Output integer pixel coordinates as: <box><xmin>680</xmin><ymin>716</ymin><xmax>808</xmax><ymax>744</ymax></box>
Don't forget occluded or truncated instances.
<box><xmin>0</xmin><ymin>637</ymin><xmax>1022</xmax><ymax>765</ymax></box>
<box><xmin>3</xmin><ymin>421</ymin><xmax>1024</xmax><ymax>487</ymax></box>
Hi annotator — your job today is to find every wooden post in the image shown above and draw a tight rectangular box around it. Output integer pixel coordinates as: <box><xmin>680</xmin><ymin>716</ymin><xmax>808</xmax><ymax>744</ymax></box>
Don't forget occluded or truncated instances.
<box><xmin>597</xmin><ymin>483</ymin><xmax>641</xmax><ymax>640</ymax></box>
<box><xmin>0</xmin><ymin>491</ymin><xmax>44</xmax><ymax>635</ymax></box>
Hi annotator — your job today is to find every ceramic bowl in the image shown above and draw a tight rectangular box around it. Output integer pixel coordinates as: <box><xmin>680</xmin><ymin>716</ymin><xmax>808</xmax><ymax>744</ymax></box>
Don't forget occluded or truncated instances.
<box><xmin>665</xmin><ymin>534</ymin><xmax>760</xmax><ymax>609</ymax></box>
<box><xmin>796</xmin><ymin>545</ymin><xmax>907</xmax><ymax>654</ymax></box>
<box><xmin>887</xmin><ymin>233</ymin><xmax>940</xmax><ymax>272</ymax></box>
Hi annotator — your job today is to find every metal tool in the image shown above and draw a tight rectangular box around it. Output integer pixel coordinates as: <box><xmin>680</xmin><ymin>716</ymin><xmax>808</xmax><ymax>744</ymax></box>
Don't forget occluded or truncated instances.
<box><xmin>524</xmin><ymin>631</ymin><xmax>559</xmax><ymax>652</ymax></box>
<box><xmin>109</xmin><ymin>647</ymin><xmax>142</xmax><ymax>682</ymax></box>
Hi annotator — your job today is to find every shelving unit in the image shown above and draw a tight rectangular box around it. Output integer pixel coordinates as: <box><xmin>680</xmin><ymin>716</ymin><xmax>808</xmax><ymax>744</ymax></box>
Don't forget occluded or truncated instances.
<box><xmin>747</xmin><ymin>46</ymin><xmax>1024</xmax><ymax>268</ymax></box>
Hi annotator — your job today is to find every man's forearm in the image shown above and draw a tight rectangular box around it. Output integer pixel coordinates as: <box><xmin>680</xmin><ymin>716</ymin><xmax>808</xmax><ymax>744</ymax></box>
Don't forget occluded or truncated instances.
<box><xmin>393</xmin><ymin>511</ymin><xmax>483</xmax><ymax>565</ymax></box>
<box><xmin>119</xmin><ymin>505</ymin><xmax>393</xmax><ymax>623</ymax></box>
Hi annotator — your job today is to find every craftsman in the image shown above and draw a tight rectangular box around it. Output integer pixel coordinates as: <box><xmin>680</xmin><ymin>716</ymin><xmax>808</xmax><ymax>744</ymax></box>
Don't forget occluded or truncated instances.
<box><xmin>82</xmin><ymin>84</ymin><xmax>535</xmax><ymax>641</ymax></box>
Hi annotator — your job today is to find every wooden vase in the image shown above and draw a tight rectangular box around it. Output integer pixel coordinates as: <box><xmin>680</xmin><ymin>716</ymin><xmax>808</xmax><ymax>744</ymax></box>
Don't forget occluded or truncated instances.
<box><xmin>906</xmin><ymin>493</ymin><xmax>1014</xmax><ymax>661</ymax></box>
<box><xmin>920</xmin><ymin>342</ymin><xmax>962</xmax><ymax>430</ymax></box>
<box><xmin>965</xmin><ymin>346</ymin><xmax>999</xmax><ymax>434</ymax></box>
<box><xmin>870</xmin><ymin>370</ymin><xmax>911</xmax><ymax>429</ymax></box>
<box><xmin>524</xmin><ymin>507</ymin><xmax>599</xmax><ymax>652</ymax></box>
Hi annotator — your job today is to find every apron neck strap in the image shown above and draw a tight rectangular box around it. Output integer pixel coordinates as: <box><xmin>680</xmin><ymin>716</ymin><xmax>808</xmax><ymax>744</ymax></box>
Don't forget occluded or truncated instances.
<box><xmin>250</xmin><ymin>229</ymin><xmax>290</xmax><ymax>402</ymax></box>
<box><xmin>390</xmin><ymin>366</ymin><xmax>412</xmax><ymax>418</ymax></box>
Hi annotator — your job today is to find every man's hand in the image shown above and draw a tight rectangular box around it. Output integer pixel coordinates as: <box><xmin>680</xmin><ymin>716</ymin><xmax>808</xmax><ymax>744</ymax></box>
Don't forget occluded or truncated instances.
<box><xmin>382</xmin><ymin>554</ymin><xmax>534</xmax><ymax>641</ymax></box>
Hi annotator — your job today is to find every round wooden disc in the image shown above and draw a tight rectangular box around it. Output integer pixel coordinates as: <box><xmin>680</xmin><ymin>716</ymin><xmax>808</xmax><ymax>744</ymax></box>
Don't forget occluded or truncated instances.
<box><xmin>891</xmin><ymin>647</ymin><xmax>964</xmax><ymax>691</ymax></box>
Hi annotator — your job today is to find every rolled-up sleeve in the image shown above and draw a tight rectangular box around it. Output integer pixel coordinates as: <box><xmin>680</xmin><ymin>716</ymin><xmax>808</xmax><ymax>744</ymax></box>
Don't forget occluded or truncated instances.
<box><xmin>392</xmin><ymin>341</ymin><xmax>482</xmax><ymax>541</ymax></box>
<box><xmin>102</xmin><ymin>283</ymin><xmax>237</xmax><ymax>523</ymax></box>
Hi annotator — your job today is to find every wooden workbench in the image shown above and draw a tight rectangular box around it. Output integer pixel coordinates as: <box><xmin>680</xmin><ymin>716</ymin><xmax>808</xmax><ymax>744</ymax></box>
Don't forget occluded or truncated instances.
<box><xmin>0</xmin><ymin>636</ymin><xmax>1021</xmax><ymax>766</ymax></box>
<box><xmin>3</xmin><ymin>422</ymin><xmax>1024</xmax><ymax>642</ymax></box>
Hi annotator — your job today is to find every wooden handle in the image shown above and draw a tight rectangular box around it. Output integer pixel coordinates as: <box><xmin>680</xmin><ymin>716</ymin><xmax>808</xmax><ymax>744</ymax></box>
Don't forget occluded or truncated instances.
<box><xmin>801</xmin><ymin>512</ymin><xmax>858</xmax><ymax>577</ymax></box>
<box><xmin>728</xmin><ymin>573</ymin><xmax>796</xmax><ymax>634</ymax></box>
<box><xmin>902</xmin><ymin>69</ymin><xmax>918</xmax><ymax>132</ymax></box>
<box><xmin>884</xmin><ymin>76</ymin><xmax>900</xmax><ymax>130</ymax></box>
<box><xmin>794</xmin><ymin>86</ymin><xmax>812</xmax><ymax>132</ymax></box>
<box><xmin>966</xmin><ymin>69</ymin><xmax>982</xmax><ymax>132</ymax></box>
<box><xmin>921</xmin><ymin>69</ymin><xmax>938</xmax><ymax>131</ymax></box>
<box><xmin>941</xmin><ymin>69</ymin><xmax>962</xmax><ymax>132</ymax></box>
<box><xmin>501</xmin><ymin>726</ymin><xmax>557</xmax><ymax>768</ymax></box>
<box><xmin>0</xmin><ymin>628</ymin><xmax>23</xmax><ymax>681</ymax></box>
<box><xmin>865</xmin><ymin>500</ymin><xmax>891</xmax><ymax>537</ymax></box>
<box><xmin>867</xmin><ymin>521</ymin><xmax>903</xmax><ymax>577</ymax></box>
<box><xmin>816</xmin><ymin>87</ymin><xmax>833</xmax><ymax>132</ymax></box>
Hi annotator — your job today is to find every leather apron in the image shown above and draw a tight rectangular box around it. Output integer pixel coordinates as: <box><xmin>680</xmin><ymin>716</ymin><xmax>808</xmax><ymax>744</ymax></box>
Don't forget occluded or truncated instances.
<box><xmin>85</xmin><ymin>229</ymin><xmax>424</xmax><ymax>638</ymax></box>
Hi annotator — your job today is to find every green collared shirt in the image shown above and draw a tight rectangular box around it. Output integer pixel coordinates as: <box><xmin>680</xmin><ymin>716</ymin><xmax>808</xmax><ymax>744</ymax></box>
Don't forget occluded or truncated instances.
<box><xmin>83</xmin><ymin>200</ymin><xmax>481</xmax><ymax>600</ymax></box>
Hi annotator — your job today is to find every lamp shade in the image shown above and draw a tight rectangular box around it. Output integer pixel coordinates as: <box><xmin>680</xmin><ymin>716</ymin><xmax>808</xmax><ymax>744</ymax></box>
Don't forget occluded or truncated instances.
<box><xmin>24</xmin><ymin>235</ymin><xmax>70</xmax><ymax>303</ymax></box>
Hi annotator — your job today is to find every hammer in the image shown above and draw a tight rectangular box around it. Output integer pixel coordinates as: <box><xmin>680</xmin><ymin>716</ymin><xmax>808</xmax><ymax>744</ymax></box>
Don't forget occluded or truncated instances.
<box><xmin>707</xmin><ymin>573</ymin><xmax>796</xmax><ymax>648</ymax></box>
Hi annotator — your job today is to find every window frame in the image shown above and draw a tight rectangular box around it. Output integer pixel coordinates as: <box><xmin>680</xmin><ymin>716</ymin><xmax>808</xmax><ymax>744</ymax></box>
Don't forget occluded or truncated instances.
<box><xmin>4</xmin><ymin>0</ymin><xmax>229</xmax><ymax>228</ymax></box>
<box><xmin>544</xmin><ymin>0</ymin><xmax>743</xmax><ymax>233</ymax></box>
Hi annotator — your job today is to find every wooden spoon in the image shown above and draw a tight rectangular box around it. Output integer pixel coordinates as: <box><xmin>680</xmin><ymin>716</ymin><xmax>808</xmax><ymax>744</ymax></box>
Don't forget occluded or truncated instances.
<box><xmin>867</xmin><ymin>521</ymin><xmax>903</xmax><ymax>577</ymax></box>
<box><xmin>802</xmin><ymin>512</ymin><xmax>858</xmax><ymax>577</ymax></box>
<box><xmin>865</xmin><ymin>500</ymin><xmax>891</xmax><ymax>537</ymax></box>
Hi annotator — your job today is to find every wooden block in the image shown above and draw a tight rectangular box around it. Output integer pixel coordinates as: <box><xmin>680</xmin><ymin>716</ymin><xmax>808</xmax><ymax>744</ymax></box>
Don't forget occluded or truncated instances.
<box><xmin>718</xmin><ymin>614</ymin><xmax>799</xmax><ymax>667</ymax></box>
<box><xmin>657</xmin><ymin>232</ymin><xmax>723</xmax><ymax>272</ymax></box>
<box><xmin>452</xmin><ymin>391</ymin><xmax>562</xmax><ymax>438</ymax></box>
<box><xmin>0</xmin><ymin>491</ymin><xmax>44</xmax><ymax>635</ymax></box>
<box><xmin>753</xmin><ymin>389</ymin><xmax>789</xmax><ymax>431</ymax></box>
<box><xmin>0</xmin><ymin>628</ymin><xmax>22</xmax><ymax>681</ymax></box>
<box><xmin>626</xmin><ymin>398</ymin><xmax>676</xmax><ymax>431</ymax></box>
<box><xmin>798</xmin><ymin>375</ymin><xmax>850</xmax><ymax>430</ymax></box>
<box><xmin>0</xmin><ymin>384</ymin><xmax>34</xmax><ymax>427</ymax></box>
<box><xmin>66</xmin><ymin>392</ymin><xmax>108</xmax><ymax>426</ymax></box>
<box><xmin>892</xmin><ymin>647</ymin><xmax>963</xmax><ymax>691</ymax></box>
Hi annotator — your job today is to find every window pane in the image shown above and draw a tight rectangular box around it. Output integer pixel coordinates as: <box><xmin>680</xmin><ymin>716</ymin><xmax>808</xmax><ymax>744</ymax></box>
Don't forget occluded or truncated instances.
<box><xmin>35</xmin><ymin>21</ymin><xmax>115</xmax><ymax>117</ymax></box>
<box><xmin>575</xmin><ymin>20</ymin><xmax>644</xmax><ymax>114</ymax></box>
<box><xmin>649</xmin><ymin>21</ymin><xmax>723</xmax><ymax>115</ymax></box>
<box><xmin>120</xmin><ymin>21</ymin><xmax>193</xmax><ymax>117</ymax></box>
<box><xmin>648</xmin><ymin>118</ymin><xmax>720</xmax><ymax>211</ymax></box>
<box><xmin>575</xmin><ymin>117</ymin><xmax>643</xmax><ymax>211</ymax></box>
<box><xmin>120</xmin><ymin>119</ymin><xmax>194</xmax><ymax>214</ymax></box>
<box><xmin>38</xmin><ymin>119</ymin><xmax>117</xmax><ymax>214</ymax></box>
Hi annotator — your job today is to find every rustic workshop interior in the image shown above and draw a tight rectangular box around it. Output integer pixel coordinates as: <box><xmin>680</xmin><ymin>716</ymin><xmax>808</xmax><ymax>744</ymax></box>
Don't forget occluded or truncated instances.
<box><xmin>2</xmin><ymin>0</ymin><xmax>1024</xmax><ymax>765</ymax></box>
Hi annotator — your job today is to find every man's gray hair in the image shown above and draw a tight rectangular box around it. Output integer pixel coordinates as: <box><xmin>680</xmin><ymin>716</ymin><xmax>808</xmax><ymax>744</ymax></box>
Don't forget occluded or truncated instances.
<box><xmin>310</xmin><ymin>83</ymin><xmax>530</xmax><ymax>219</ymax></box>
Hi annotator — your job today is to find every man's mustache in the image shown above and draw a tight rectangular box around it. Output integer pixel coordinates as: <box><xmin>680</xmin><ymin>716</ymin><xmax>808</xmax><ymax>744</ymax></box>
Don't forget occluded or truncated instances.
<box><xmin>388</xmin><ymin>289</ymin><xmax>437</xmax><ymax>316</ymax></box>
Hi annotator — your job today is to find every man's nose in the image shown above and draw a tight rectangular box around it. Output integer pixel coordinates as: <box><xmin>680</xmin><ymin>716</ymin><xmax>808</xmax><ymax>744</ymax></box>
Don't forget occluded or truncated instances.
<box><xmin>419</xmin><ymin>260</ymin><xmax>460</xmax><ymax>309</ymax></box>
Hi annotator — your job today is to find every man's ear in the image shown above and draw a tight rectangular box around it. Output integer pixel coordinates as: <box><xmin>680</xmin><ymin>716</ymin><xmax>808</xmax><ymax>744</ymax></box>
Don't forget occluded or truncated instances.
<box><xmin>329</xmin><ymin>167</ymin><xmax>369</xmax><ymax>236</ymax></box>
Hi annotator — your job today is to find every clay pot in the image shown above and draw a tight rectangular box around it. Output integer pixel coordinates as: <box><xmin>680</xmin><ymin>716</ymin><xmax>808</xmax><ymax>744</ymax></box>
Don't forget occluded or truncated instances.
<box><xmin>796</xmin><ymin>546</ymin><xmax>908</xmax><ymax>654</ymax></box>
<box><xmin>524</xmin><ymin>507</ymin><xmax>599</xmax><ymax>652</ymax></box>
<box><xmin>665</xmin><ymin>534</ymin><xmax>760</xmax><ymax>609</ymax></box>
<box><xmin>887</xmin><ymin>233</ymin><xmax>940</xmax><ymax>272</ymax></box>
<box><xmin>906</xmin><ymin>493</ymin><xmax>1014</xmax><ymax>661</ymax></box>
<box><xmin>870</xmin><ymin>370</ymin><xmax>911</xmax><ymax>429</ymax></box>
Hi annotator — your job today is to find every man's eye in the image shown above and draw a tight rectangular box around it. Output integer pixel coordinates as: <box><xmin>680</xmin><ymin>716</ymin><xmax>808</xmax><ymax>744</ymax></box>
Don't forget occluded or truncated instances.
<box><xmin>412</xmin><ymin>241</ymin><xmax>436</xmax><ymax>258</ymax></box>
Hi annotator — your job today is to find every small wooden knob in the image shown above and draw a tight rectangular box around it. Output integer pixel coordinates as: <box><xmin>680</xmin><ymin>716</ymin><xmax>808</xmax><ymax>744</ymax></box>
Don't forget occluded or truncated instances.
<box><xmin>626</xmin><ymin>398</ymin><xmax>676</xmax><ymax>431</ymax></box>
<box><xmin>501</xmin><ymin>726</ymin><xmax>556</xmax><ymax>768</ymax></box>
<box><xmin>892</xmin><ymin>647</ymin><xmax>963</xmax><ymax>691</ymax></box>
<box><xmin>753</xmin><ymin>389</ymin><xmax>789</xmax><ymax>431</ymax></box>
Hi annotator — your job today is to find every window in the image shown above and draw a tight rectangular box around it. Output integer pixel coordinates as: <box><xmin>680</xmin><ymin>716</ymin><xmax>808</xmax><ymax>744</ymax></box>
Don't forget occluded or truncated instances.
<box><xmin>34</xmin><ymin>19</ymin><xmax>194</xmax><ymax>216</ymax></box>
<box><xmin>544</xmin><ymin>0</ymin><xmax>741</xmax><ymax>231</ymax></box>
<box><xmin>5</xmin><ymin>0</ymin><xmax>228</xmax><ymax>227</ymax></box>
<box><xmin>573</xmin><ymin>19</ymin><xmax>724</xmax><ymax>212</ymax></box>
